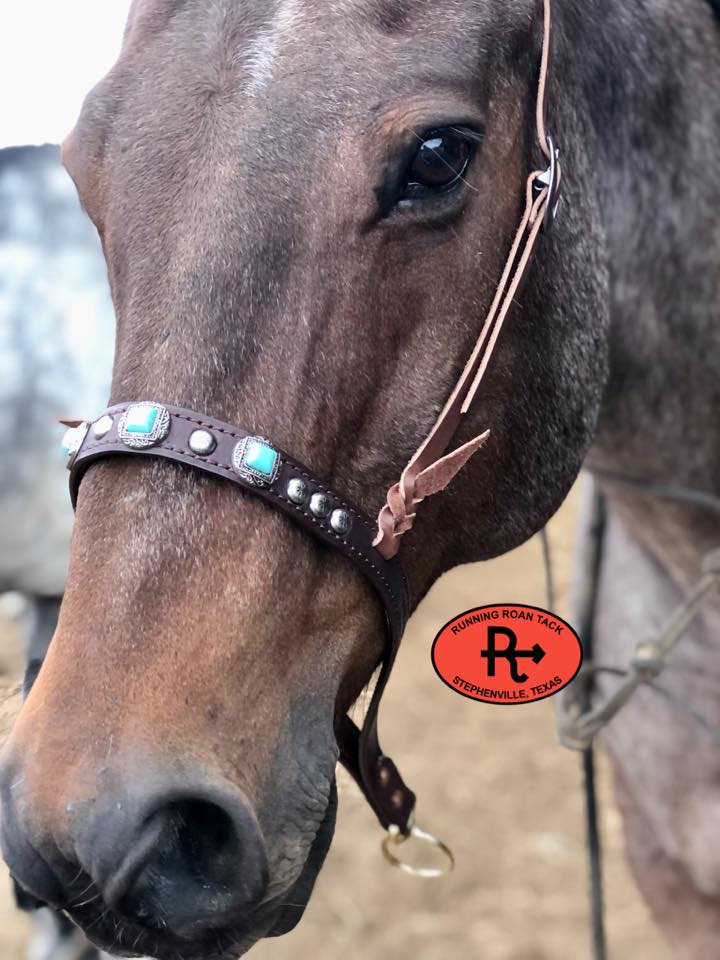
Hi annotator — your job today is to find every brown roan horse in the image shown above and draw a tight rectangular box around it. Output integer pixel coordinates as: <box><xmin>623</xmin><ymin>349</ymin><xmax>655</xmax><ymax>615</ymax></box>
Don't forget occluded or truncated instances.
<box><xmin>2</xmin><ymin>0</ymin><xmax>720</xmax><ymax>958</ymax></box>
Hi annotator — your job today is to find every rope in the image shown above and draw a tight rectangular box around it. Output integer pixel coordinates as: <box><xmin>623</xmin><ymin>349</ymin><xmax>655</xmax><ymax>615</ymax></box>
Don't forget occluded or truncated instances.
<box><xmin>582</xmin><ymin>746</ymin><xmax>606</xmax><ymax>960</ymax></box>
<box><xmin>590</xmin><ymin>468</ymin><xmax>720</xmax><ymax>517</ymax></box>
<box><xmin>551</xmin><ymin>472</ymin><xmax>720</xmax><ymax>960</ymax></box>
<box><xmin>539</xmin><ymin>526</ymin><xmax>556</xmax><ymax>610</ymax></box>
<box><xmin>583</xmin><ymin>666</ymin><xmax>720</xmax><ymax>746</ymax></box>
<box><xmin>539</xmin><ymin>484</ymin><xmax>607</xmax><ymax>960</ymax></box>
<box><xmin>575</xmin><ymin>485</ymin><xmax>607</xmax><ymax>960</ymax></box>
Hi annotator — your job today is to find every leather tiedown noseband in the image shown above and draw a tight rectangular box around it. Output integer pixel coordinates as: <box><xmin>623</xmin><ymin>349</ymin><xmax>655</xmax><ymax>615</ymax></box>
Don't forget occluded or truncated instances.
<box><xmin>65</xmin><ymin>404</ymin><xmax>415</xmax><ymax>835</ymax></box>
<box><xmin>63</xmin><ymin>0</ymin><xmax>560</xmax><ymax>872</ymax></box>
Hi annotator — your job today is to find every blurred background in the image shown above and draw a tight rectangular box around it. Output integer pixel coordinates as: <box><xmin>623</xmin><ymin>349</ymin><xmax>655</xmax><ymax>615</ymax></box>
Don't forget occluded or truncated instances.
<box><xmin>0</xmin><ymin>2</ymin><xmax>668</xmax><ymax>958</ymax></box>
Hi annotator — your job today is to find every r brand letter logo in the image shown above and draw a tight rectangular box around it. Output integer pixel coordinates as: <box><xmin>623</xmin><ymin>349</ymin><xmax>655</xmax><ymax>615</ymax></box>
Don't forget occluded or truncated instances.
<box><xmin>482</xmin><ymin>626</ymin><xmax>546</xmax><ymax>684</ymax></box>
<box><xmin>431</xmin><ymin>604</ymin><xmax>583</xmax><ymax>705</ymax></box>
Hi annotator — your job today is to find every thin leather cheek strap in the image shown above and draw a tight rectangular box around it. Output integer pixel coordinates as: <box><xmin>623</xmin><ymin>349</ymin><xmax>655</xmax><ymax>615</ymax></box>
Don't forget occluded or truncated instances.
<box><xmin>373</xmin><ymin>0</ymin><xmax>561</xmax><ymax>560</ymax></box>
<box><xmin>536</xmin><ymin>0</ymin><xmax>553</xmax><ymax>158</ymax></box>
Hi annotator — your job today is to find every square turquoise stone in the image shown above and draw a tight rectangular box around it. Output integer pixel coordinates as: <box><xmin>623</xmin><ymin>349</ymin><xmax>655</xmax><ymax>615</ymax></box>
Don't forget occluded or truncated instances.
<box><xmin>243</xmin><ymin>439</ymin><xmax>278</xmax><ymax>479</ymax></box>
<box><xmin>125</xmin><ymin>405</ymin><xmax>159</xmax><ymax>434</ymax></box>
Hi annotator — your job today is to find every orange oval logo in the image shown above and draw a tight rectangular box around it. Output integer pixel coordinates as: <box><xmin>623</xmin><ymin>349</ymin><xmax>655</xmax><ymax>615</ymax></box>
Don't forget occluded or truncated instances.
<box><xmin>431</xmin><ymin>604</ymin><xmax>583</xmax><ymax>705</ymax></box>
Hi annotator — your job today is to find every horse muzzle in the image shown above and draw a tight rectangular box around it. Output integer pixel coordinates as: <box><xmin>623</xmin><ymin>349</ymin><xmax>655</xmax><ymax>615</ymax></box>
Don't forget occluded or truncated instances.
<box><xmin>0</xmin><ymin>752</ymin><xmax>276</xmax><ymax>953</ymax></box>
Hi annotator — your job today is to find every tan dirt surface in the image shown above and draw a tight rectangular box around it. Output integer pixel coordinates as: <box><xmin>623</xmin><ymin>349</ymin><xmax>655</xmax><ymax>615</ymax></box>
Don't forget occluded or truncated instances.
<box><xmin>0</xmin><ymin>485</ymin><xmax>669</xmax><ymax>959</ymax></box>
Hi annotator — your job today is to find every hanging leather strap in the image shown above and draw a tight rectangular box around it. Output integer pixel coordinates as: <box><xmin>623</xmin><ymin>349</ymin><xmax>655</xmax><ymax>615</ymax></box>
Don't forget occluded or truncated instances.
<box><xmin>373</xmin><ymin>0</ymin><xmax>561</xmax><ymax>560</ymax></box>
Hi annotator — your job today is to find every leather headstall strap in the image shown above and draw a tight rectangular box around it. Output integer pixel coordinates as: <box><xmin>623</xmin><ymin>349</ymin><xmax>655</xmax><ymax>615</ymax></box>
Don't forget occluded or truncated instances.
<box><xmin>374</xmin><ymin>0</ymin><xmax>561</xmax><ymax>560</ymax></box>
<box><xmin>62</xmin><ymin>0</ymin><xmax>559</xmax><ymax>858</ymax></box>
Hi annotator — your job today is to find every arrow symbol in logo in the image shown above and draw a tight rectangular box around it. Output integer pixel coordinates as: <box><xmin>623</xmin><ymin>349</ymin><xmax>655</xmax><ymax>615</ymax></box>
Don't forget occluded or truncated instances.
<box><xmin>526</xmin><ymin>643</ymin><xmax>546</xmax><ymax>665</ymax></box>
<box><xmin>481</xmin><ymin>628</ymin><xmax>546</xmax><ymax>684</ymax></box>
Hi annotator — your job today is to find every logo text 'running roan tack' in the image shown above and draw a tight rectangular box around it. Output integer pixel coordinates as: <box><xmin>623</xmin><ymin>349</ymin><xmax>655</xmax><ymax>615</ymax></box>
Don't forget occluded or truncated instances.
<box><xmin>432</xmin><ymin>604</ymin><xmax>583</xmax><ymax>705</ymax></box>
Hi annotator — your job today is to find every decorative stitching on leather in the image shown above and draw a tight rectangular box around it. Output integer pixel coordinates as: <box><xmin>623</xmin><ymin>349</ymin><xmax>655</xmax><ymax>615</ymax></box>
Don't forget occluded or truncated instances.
<box><xmin>75</xmin><ymin>412</ymin><xmax>407</xmax><ymax>619</ymax></box>
<box><xmin>170</xmin><ymin>410</ymin><xmax>377</xmax><ymax>536</ymax></box>
<box><xmin>83</xmin><ymin>408</ymin><xmax>376</xmax><ymax>535</ymax></box>
<box><xmin>273</xmin><ymin>488</ymin><xmax>404</xmax><ymax>618</ymax></box>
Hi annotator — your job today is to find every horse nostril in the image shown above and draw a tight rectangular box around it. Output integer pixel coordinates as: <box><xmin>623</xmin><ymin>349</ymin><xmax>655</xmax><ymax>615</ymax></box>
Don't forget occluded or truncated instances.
<box><xmin>104</xmin><ymin>792</ymin><xmax>269</xmax><ymax>934</ymax></box>
<box><xmin>170</xmin><ymin>798</ymin><xmax>239</xmax><ymax>884</ymax></box>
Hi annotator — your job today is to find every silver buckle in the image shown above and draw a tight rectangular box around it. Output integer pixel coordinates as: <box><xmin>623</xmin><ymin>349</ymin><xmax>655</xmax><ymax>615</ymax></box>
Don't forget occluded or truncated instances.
<box><xmin>535</xmin><ymin>134</ymin><xmax>562</xmax><ymax>231</ymax></box>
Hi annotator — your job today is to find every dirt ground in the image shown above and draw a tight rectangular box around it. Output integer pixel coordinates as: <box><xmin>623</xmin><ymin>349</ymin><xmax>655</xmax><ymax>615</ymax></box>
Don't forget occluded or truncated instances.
<box><xmin>0</xmin><ymin>482</ymin><xmax>669</xmax><ymax>960</ymax></box>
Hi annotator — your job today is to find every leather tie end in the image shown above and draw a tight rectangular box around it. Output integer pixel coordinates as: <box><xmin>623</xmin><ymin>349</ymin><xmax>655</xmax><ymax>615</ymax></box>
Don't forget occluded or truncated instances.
<box><xmin>414</xmin><ymin>429</ymin><xmax>490</xmax><ymax>501</ymax></box>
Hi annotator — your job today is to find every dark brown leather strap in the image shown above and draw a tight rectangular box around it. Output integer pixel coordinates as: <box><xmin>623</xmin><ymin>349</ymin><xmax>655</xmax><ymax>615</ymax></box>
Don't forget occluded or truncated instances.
<box><xmin>64</xmin><ymin>403</ymin><xmax>415</xmax><ymax>832</ymax></box>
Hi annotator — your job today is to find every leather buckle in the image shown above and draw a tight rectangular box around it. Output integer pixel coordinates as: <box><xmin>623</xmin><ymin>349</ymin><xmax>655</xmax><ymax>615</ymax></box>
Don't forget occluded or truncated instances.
<box><xmin>535</xmin><ymin>134</ymin><xmax>562</xmax><ymax>231</ymax></box>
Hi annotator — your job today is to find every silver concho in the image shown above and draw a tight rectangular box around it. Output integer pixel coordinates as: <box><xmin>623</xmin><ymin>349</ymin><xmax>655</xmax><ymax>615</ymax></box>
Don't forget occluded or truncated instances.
<box><xmin>188</xmin><ymin>429</ymin><xmax>217</xmax><ymax>456</ymax></box>
<box><xmin>62</xmin><ymin>422</ymin><xmax>90</xmax><ymax>470</ymax></box>
<box><xmin>92</xmin><ymin>415</ymin><xmax>114</xmax><ymax>440</ymax></box>
<box><xmin>287</xmin><ymin>478</ymin><xmax>309</xmax><ymax>505</ymax></box>
<box><xmin>118</xmin><ymin>403</ymin><xmax>171</xmax><ymax>449</ymax></box>
<box><xmin>231</xmin><ymin>436</ymin><xmax>280</xmax><ymax>487</ymax></box>
<box><xmin>309</xmin><ymin>493</ymin><xmax>332</xmax><ymax>518</ymax></box>
<box><xmin>330</xmin><ymin>509</ymin><xmax>352</xmax><ymax>536</ymax></box>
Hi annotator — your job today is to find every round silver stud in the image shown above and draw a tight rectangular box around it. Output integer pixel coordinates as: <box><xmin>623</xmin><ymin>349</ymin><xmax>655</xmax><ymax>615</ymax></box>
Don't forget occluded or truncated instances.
<box><xmin>61</xmin><ymin>422</ymin><xmax>90</xmax><ymax>470</ymax></box>
<box><xmin>330</xmin><ymin>508</ymin><xmax>352</xmax><ymax>536</ymax></box>
<box><xmin>188</xmin><ymin>429</ymin><xmax>217</xmax><ymax>456</ymax></box>
<box><xmin>309</xmin><ymin>493</ymin><xmax>332</xmax><ymax>518</ymax></box>
<box><xmin>93</xmin><ymin>415</ymin><xmax>113</xmax><ymax>439</ymax></box>
<box><xmin>287</xmin><ymin>478</ymin><xmax>309</xmax><ymax>505</ymax></box>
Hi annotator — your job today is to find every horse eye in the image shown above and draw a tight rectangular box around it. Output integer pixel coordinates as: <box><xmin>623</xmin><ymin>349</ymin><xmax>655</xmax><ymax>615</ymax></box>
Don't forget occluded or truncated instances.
<box><xmin>400</xmin><ymin>127</ymin><xmax>479</xmax><ymax>202</ymax></box>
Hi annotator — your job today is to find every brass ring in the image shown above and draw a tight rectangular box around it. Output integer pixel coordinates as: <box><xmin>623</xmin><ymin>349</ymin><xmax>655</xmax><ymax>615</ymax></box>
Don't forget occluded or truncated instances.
<box><xmin>381</xmin><ymin>823</ymin><xmax>455</xmax><ymax>879</ymax></box>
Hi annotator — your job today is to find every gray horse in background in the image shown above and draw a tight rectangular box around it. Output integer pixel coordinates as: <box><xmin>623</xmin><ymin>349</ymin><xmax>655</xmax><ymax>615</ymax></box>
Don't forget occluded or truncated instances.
<box><xmin>0</xmin><ymin>144</ymin><xmax>114</xmax><ymax>960</ymax></box>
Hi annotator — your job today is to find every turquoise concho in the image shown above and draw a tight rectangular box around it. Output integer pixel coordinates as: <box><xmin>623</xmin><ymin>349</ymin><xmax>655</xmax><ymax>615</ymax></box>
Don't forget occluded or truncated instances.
<box><xmin>118</xmin><ymin>403</ymin><xmax>171</xmax><ymax>449</ymax></box>
<box><xmin>232</xmin><ymin>436</ymin><xmax>280</xmax><ymax>486</ymax></box>
<box><xmin>61</xmin><ymin>421</ymin><xmax>90</xmax><ymax>470</ymax></box>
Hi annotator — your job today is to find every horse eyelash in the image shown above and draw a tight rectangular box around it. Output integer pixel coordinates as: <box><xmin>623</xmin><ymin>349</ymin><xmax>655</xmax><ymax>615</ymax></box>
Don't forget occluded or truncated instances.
<box><xmin>449</xmin><ymin>125</ymin><xmax>485</xmax><ymax>143</ymax></box>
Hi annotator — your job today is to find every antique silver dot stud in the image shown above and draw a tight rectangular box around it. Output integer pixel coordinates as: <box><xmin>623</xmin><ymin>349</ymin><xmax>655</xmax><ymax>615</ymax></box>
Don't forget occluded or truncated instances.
<box><xmin>287</xmin><ymin>478</ymin><xmax>309</xmax><ymax>505</ymax></box>
<box><xmin>188</xmin><ymin>429</ymin><xmax>217</xmax><ymax>456</ymax></box>
<box><xmin>309</xmin><ymin>493</ymin><xmax>332</xmax><ymax>518</ymax></box>
<box><xmin>92</xmin><ymin>415</ymin><xmax>113</xmax><ymax>440</ymax></box>
<box><xmin>330</xmin><ymin>509</ymin><xmax>352</xmax><ymax>536</ymax></box>
<box><xmin>61</xmin><ymin>422</ymin><xmax>90</xmax><ymax>470</ymax></box>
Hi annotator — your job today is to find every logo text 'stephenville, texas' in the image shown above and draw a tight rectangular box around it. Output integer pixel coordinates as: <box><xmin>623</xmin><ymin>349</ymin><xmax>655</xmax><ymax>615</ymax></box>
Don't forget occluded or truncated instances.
<box><xmin>431</xmin><ymin>604</ymin><xmax>583</xmax><ymax>705</ymax></box>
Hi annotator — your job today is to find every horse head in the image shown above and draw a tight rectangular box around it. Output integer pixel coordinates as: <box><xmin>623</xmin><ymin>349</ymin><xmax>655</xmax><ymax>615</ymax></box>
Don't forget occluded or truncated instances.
<box><xmin>1</xmin><ymin>1</ymin><xmax>608</xmax><ymax>957</ymax></box>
